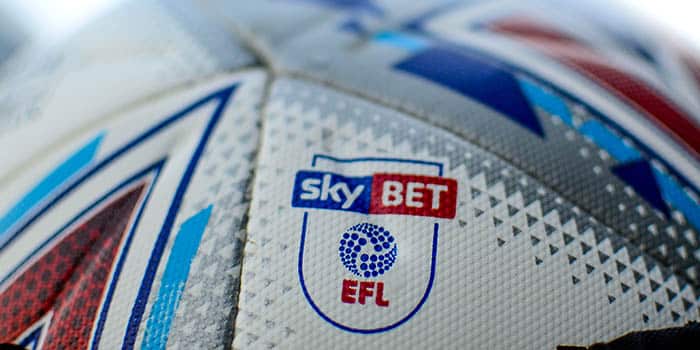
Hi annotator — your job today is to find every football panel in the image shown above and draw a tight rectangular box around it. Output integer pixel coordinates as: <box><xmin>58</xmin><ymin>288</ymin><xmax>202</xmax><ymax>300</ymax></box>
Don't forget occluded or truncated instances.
<box><xmin>233</xmin><ymin>76</ymin><xmax>698</xmax><ymax>349</ymax></box>
<box><xmin>0</xmin><ymin>70</ymin><xmax>265</xmax><ymax>349</ymax></box>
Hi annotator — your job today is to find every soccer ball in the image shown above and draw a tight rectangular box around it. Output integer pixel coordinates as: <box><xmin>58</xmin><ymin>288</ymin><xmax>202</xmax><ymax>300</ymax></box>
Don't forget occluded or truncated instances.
<box><xmin>0</xmin><ymin>1</ymin><xmax>698</xmax><ymax>349</ymax></box>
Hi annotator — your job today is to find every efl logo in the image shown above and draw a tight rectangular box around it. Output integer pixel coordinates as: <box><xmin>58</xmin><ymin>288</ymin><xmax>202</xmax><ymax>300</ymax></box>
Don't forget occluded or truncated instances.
<box><xmin>292</xmin><ymin>171</ymin><xmax>457</xmax><ymax>218</ymax></box>
<box><xmin>338</xmin><ymin>223</ymin><xmax>397</xmax><ymax>308</ymax></box>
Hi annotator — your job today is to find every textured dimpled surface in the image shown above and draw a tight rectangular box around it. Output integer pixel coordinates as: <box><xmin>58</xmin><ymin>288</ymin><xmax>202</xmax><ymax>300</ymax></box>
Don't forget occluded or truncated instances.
<box><xmin>232</xmin><ymin>78</ymin><xmax>698</xmax><ymax>349</ymax></box>
<box><xmin>0</xmin><ymin>0</ymin><xmax>698</xmax><ymax>349</ymax></box>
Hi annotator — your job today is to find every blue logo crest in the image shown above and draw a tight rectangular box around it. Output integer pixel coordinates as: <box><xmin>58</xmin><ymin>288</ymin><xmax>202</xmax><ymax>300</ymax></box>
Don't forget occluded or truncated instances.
<box><xmin>339</xmin><ymin>223</ymin><xmax>397</xmax><ymax>278</ymax></box>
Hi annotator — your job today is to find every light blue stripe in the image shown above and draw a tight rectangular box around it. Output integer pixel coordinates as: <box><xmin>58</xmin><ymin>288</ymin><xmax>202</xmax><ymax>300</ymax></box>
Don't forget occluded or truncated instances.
<box><xmin>653</xmin><ymin>170</ymin><xmax>700</xmax><ymax>230</ymax></box>
<box><xmin>0</xmin><ymin>133</ymin><xmax>103</xmax><ymax>239</ymax></box>
<box><xmin>142</xmin><ymin>205</ymin><xmax>213</xmax><ymax>350</ymax></box>
<box><xmin>579</xmin><ymin>120</ymin><xmax>642</xmax><ymax>162</ymax></box>
<box><xmin>518</xmin><ymin>78</ymin><xmax>574</xmax><ymax>127</ymax></box>
<box><xmin>373</xmin><ymin>31</ymin><xmax>428</xmax><ymax>52</ymax></box>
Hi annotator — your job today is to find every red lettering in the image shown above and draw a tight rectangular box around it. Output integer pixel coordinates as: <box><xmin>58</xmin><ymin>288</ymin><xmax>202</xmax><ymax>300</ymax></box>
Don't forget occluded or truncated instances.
<box><xmin>341</xmin><ymin>280</ymin><xmax>391</xmax><ymax>307</ymax></box>
<box><xmin>370</xmin><ymin>174</ymin><xmax>457</xmax><ymax>218</ymax></box>
<box><xmin>374</xmin><ymin>282</ymin><xmax>390</xmax><ymax>307</ymax></box>
<box><xmin>341</xmin><ymin>279</ymin><xmax>357</xmax><ymax>304</ymax></box>
<box><xmin>358</xmin><ymin>281</ymin><xmax>374</xmax><ymax>305</ymax></box>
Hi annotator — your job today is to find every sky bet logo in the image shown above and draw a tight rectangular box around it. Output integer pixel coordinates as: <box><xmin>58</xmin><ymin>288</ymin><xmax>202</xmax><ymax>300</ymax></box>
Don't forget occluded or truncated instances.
<box><xmin>292</xmin><ymin>171</ymin><xmax>457</xmax><ymax>218</ymax></box>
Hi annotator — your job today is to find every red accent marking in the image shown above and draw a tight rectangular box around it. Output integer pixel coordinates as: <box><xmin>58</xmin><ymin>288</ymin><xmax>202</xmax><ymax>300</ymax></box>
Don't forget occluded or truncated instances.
<box><xmin>369</xmin><ymin>174</ymin><xmax>457</xmax><ymax>219</ymax></box>
<box><xmin>490</xmin><ymin>18</ymin><xmax>700</xmax><ymax>158</ymax></box>
<box><xmin>0</xmin><ymin>184</ymin><xmax>145</xmax><ymax>348</ymax></box>
<box><xmin>487</xmin><ymin>17</ymin><xmax>584</xmax><ymax>47</ymax></box>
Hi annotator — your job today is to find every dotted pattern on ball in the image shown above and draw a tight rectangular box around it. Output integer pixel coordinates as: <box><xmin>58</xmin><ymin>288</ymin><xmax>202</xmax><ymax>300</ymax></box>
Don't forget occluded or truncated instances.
<box><xmin>339</xmin><ymin>223</ymin><xmax>398</xmax><ymax>278</ymax></box>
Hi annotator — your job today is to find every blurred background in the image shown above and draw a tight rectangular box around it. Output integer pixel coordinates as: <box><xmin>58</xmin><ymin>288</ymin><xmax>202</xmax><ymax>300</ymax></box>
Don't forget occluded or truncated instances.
<box><xmin>0</xmin><ymin>0</ymin><xmax>699</xmax><ymax>62</ymax></box>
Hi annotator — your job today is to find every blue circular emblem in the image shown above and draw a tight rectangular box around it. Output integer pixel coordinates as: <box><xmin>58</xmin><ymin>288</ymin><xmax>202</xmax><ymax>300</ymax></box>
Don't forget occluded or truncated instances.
<box><xmin>339</xmin><ymin>223</ymin><xmax>398</xmax><ymax>278</ymax></box>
